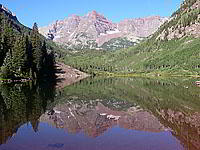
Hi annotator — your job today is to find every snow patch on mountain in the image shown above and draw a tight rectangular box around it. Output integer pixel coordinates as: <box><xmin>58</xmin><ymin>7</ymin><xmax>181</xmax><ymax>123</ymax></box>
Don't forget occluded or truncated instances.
<box><xmin>39</xmin><ymin>11</ymin><xmax>167</xmax><ymax>50</ymax></box>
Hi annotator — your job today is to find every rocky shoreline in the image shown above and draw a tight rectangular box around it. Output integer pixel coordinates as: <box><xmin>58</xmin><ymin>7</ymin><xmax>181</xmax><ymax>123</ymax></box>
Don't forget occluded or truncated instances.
<box><xmin>55</xmin><ymin>62</ymin><xmax>89</xmax><ymax>89</ymax></box>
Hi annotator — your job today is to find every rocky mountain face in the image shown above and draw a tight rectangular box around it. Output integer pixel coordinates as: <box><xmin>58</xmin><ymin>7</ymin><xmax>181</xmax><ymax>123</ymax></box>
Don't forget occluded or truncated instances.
<box><xmin>157</xmin><ymin>0</ymin><xmax>200</xmax><ymax>41</ymax></box>
<box><xmin>39</xmin><ymin>11</ymin><xmax>167</xmax><ymax>50</ymax></box>
<box><xmin>0</xmin><ymin>4</ymin><xmax>18</xmax><ymax>21</ymax></box>
<box><xmin>0</xmin><ymin>4</ymin><xmax>23</xmax><ymax>33</ymax></box>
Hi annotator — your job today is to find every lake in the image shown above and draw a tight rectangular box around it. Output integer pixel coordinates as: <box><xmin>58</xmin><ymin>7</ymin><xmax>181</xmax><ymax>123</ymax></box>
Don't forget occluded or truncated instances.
<box><xmin>0</xmin><ymin>77</ymin><xmax>200</xmax><ymax>150</ymax></box>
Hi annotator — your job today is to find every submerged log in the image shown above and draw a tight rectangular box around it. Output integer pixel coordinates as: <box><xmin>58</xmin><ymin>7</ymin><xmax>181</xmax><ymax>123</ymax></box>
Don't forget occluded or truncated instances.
<box><xmin>0</xmin><ymin>78</ymin><xmax>32</xmax><ymax>84</ymax></box>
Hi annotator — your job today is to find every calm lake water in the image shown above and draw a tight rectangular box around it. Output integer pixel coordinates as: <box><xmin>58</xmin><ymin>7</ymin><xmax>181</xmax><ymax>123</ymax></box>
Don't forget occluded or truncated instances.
<box><xmin>0</xmin><ymin>77</ymin><xmax>200</xmax><ymax>150</ymax></box>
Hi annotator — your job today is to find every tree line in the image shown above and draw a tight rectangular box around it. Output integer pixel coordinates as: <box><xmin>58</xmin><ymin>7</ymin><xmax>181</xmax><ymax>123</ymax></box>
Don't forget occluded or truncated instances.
<box><xmin>0</xmin><ymin>14</ymin><xmax>55</xmax><ymax>80</ymax></box>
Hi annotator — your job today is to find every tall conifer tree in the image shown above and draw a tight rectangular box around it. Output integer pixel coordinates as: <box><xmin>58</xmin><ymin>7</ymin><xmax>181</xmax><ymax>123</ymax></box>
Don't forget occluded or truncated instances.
<box><xmin>30</xmin><ymin>23</ymin><xmax>43</xmax><ymax>78</ymax></box>
<box><xmin>1</xmin><ymin>50</ymin><xmax>13</xmax><ymax>78</ymax></box>
<box><xmin>12</xmin><ymin>35</ymin><xmax>27</xmax><ymax>76</ymax></box>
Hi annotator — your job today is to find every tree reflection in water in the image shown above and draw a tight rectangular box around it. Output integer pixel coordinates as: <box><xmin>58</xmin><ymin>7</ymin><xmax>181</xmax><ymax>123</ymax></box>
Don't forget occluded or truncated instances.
<box><xmin>0</xmin><ymin>77</ymin><xmax>200</xmax><ymax>150</ymax></box>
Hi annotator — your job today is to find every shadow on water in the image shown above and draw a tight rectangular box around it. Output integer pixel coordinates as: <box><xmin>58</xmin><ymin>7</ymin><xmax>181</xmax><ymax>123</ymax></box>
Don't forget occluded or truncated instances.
<box><xmin>0</xmin><ymin>77</ymin><xmax>200</xmax><ymax>150</ymax></box>
<box><xmin>0</xmin><ymin>80</ymin><xmax>56</xmax><ymax>145</ymax></box>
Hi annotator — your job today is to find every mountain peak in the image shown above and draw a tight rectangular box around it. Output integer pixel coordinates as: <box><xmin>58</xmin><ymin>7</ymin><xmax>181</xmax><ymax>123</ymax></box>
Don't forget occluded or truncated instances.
<box><xmin>0</xmin><ymin>4</ymin><xmax>15</xmax><ymax>16</ymax></box>
<box><xmin>87</xmin><ymin>10</ymin><xmax>104</xmax><ymax>19</ymax></box>
<box><xmin>91</xmin><ymin>10</ymin><xmax>98</xmax><ymax>15</ymax></box>
<box><xmin>88</xmin><ymin>10</ymin><xmax>98</xmax><ymax>16</ymax></box>
<box><xmin>39</xmin><ymin>11</ymin><xmax>167</xmax><ymax>50</ymax></box>
<box><xmin>68</xmin><ymin>14</ymin><xmax>80</xmax><ymax>19</ymax></box>
<box><xmin>0</xmin><ymin>4</ymin><xmax>17</xmax><ymax>21</ymax></box>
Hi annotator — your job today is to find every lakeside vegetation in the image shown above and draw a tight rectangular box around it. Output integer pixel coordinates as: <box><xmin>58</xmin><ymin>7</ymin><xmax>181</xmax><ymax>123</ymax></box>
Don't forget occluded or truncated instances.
<box><xmin>0</xmin><ymin>12</ymin><xmax>56</xmax><ymax>80</ymax></box>
<box><xmin>59</xmin><ymin>36</ymin><xmax>200</xmax><ymax>76</ymax></box>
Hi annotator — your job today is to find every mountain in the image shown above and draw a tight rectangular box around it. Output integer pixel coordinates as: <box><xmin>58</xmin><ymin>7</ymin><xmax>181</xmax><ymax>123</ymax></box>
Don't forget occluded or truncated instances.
<box><xmin>62</xmin><ymin>0</ymin><xmax>200</xmax><ymax>75</ymax></box>
<box><xmin>0</xmin><ymin>4</ymin><xmax>31</xmax><ymax>35</ymax></box>
<box><xmin>156</xmin><ymin>0</ymin><xmax>200</xmax><ymax>41</ymax></box>
<box><xmin>39</xmin><ymin>11</ymin><xmax>167</xmax><ymax>50</ymax></box>
<box><xmin>0</xmin><ymin>4</ymin><xmax>17</xmax><ymax>21</ymax></box>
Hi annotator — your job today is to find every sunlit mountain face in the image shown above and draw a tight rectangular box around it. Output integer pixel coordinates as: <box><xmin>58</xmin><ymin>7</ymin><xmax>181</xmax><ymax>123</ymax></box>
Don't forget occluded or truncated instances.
<box><xmin>39</xmin><ymin>11</ymin><xmax>167</xmax><ymax>50</ymax></box>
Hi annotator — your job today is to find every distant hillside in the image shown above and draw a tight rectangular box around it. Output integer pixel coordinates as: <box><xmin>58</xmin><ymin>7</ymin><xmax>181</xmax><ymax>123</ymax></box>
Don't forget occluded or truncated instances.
<box><xmin>155</xmin><ymin>0</ymin><xmax>200</xmax><ymax>41</ymax></box>
<box><xmin>39</xmin><ymin>11</ymin><xmax>167</xmax><ymax>50</ymax></box>
<box><xmin>61</xmin><ymin>0</ymin><xmax>200</xmax><ymax>76</ymax></box>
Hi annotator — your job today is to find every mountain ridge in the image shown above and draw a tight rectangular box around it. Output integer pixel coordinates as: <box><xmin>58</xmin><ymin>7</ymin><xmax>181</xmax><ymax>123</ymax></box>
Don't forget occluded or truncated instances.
<box><xmin>0</xmin><ymin>4</ymin><xmax>17</xmax><ymax>21</ymax></box>
<box><xmin>39</xmin><ymin>11</ymin><xmax>167</xmax><ymax>50</ymax></box>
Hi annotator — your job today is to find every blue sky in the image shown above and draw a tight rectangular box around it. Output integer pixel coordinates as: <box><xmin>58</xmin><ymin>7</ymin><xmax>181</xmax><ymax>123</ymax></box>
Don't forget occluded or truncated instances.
<box><xmin>1</xmin><ymin>0</ymin><xmax>183</xmax><ymax>28</ymax></box>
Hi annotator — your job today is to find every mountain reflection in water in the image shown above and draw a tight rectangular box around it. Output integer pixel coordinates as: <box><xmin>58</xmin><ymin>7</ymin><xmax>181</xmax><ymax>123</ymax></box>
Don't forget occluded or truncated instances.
<box><xmin>0</xmin><ymin>77</ymin><xmax>200</xmax><ymax>150</ymax></box>
<box><xmin>40</xmin><ymin>100</ymin><xmax>166</xmax><ymax>137</ymax></box>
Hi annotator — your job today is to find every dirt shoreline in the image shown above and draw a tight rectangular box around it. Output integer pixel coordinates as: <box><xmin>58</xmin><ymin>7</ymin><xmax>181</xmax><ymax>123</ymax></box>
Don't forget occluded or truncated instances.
<box><xmin>55</xmin><ymin>62</ymin><xmax>89</xmax><ymax>89</ymax></box>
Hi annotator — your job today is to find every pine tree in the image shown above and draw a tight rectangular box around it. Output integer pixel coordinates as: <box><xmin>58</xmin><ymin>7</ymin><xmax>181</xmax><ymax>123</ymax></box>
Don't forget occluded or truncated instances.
<box><xmin>1</xmin><ymin>50</ymin><xmax>13</xmax><ymax>78</ymax></box>
<box><xmin>30</xmin><ymin>22</ymin><xmax>43</xmax><ymax>78</ymax></box>
<box><xmin>3</xmin><ymin>21</ymin><xmax>15</xmax><ymax>51</ymax></box>
<box><xmin>0</xmin><ymin>32</ymin><xmax>3</xmax><ymax>66</ymax></box>
<box><xmin>0</xmin><ymin>14</ymin><xmax>2</xmax><ymax>50</ymax></box>
<box><xmin>31</xmin><ymin>23</ymin><xmax>40</xmax><ymax>49</ymax></box>
<box><xmin>33</xmin><ymin>46</ymin><xmax>43</xmax><ymax>73</ymax></box>
<box><xmin>0</xmin><ymin>19</ymin><xmax>55</xmax><ymax>79</ymax></box>
<box><xmin>24</xmin><ymin>35</ymin><xmax>33</xmax><ymax>77</ymax></box>
<box><xmin>12</xmin><ymin>35</ymin><xmax>27</xmax><ymax>77</ymax></box>
<box><xmin>0</xmin><ymin>20</ymin><xmax>15</xmax><ymax>66</ymax></box>
<box><xmin>41</xmin><ymin>40</ymin><xmax>47</xmax><ymax>73</ymax></box>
